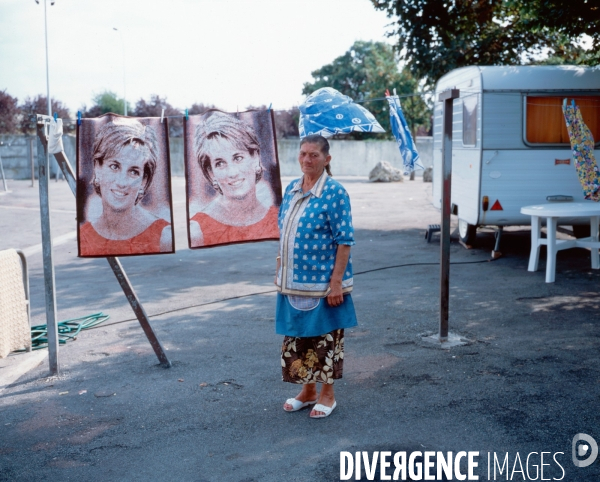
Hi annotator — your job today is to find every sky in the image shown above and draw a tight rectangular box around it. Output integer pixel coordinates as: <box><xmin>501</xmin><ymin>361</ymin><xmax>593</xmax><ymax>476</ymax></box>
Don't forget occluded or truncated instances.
<box><xmin>0</xmin><ymin>0</ymin><xmax>396</xmax><ymax>116</ymax></box>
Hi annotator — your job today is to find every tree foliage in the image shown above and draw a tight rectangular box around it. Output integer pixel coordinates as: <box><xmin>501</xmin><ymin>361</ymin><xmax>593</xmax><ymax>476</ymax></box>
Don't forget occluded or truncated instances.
<box><xmin>81</xmin><ymin>90</ymin><xmax>130</xmax><ymax>118</ymax></box>
<box><xmin>19</xmin><ymin>95</ymin><xmax>70</xmax><ymax>134</ymax></box>
<box><xmin>273</xmin><ymin>107</ymin><xmax>300</xmax><ymax>139</ymax></box>
<box><xmin>133</xmin><ymin>94</ymin><xmax>182</xmax><ymax>137</ymax></box>
<box><xmin>302</xmin><ymin>40</ymin><xmax>430</xmax><ymax>138</ymax></box>
<box><xmin>371</xmin><ymin>0</ymin><xmax>599</xmax><ymax>86</ymax></box>
<box><xmin>516</xmin><ymin>0</ymin><xmax>600</xmax><ymax>52</ymax></box>
<box><xmin>246</xmin><ymin>104</ymin><xmax>300</xmax><ymax>139</ymax></box>
<box><xmin>188</xmin><ymin>102</ymin><xmax>218</xmax><ymax>116</ymax></box>
<box><xmin>0</xmin><ymin>90</ymin><xmax>20</xmax><ymax>134</ymax></box>
<box><xmin>532</xmin><ymin>36</ymin><xmax>599</xmax><ymax>66</ymax></box>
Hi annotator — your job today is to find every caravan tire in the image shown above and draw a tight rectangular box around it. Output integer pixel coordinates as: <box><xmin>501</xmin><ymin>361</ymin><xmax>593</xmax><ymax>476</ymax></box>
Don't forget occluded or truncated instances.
<box><xmin>458</xmin><ymin>219</ymin><xmax>477</xmax><ymax>245</ymax></box>
<box><xmin>572</xmin><ymin>224</ymin><xmax>591</xmax><ymax>239</ymax></box>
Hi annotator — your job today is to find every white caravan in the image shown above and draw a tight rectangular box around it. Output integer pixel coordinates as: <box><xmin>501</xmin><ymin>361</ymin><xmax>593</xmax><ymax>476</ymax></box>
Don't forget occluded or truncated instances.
<box><xmin>432</xmin><ymin>65</ymin><xmax>600</xmax><ymax>244</ymax></box>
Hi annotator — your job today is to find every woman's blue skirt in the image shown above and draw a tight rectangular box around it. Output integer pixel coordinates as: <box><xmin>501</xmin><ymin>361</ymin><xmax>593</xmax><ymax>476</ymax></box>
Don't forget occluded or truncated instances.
<box><xmin>275</xmin><ymin>292</ymin><xmax>358</xmax><ymax>338</ymax></box>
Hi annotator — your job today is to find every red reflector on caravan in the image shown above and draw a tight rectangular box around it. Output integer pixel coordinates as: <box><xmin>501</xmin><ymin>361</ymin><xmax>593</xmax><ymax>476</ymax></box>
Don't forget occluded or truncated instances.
<box><xmin>491</xmin><ymin>200</ymin><xmax>503</xmax><ymax>211</ymax></box>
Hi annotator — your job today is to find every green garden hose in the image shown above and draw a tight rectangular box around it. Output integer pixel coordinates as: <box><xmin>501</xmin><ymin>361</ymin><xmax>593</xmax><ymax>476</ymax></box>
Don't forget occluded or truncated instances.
<box><xmin>27</xmin><ymin>312</ymin><xmax>109</xmax><ymax>350</ymax></box>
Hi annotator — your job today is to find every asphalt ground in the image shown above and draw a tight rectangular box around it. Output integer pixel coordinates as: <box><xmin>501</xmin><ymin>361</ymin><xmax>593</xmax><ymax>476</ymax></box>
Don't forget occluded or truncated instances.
<box><xmin>1</xmin><ymin>176</ymin><xmax>600</xmax><ymax>482</ymax></box>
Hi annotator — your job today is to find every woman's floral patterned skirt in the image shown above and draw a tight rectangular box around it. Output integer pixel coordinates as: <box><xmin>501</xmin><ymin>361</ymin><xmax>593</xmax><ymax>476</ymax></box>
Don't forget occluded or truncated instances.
<box><xmin>281</xmin><ymin>329</ymin><xmax>344</xmax><ymax>384</ymax></box>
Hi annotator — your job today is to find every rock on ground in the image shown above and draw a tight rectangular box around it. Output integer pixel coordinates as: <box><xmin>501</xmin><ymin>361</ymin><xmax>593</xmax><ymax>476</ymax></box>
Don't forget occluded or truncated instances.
<box><xmin>423</xmin><ymin>167</ymin><xmax>433</xmax><ymax>182</ymax></box>
<box><xmin>368</xmin><ymin>161</ymin><xmax>404</xmax><ymax>182</ymax></box>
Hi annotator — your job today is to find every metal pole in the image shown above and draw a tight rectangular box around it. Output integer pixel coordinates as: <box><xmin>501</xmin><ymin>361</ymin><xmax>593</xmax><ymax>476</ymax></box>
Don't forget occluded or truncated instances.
<box><xmin>42</xmin><ymin>0</ymin><xmax>59</xmax><ymax>185</ymax></box>
<box><xmin>112</xmin><ymin>27</ymin><xmax>127</xmax><ymax>116</ymax></box>
<box><xmin>36</xmin><ymin>125</ymin><xmax>59</xmax><ymax>375</ymax></box>
<box><xmin>29</xmin><ymin>137</ymin><xmax>35</xmax><ymax>187</ymax></box>
<box><xmin>0</xmin><ymin>149</ymin><xmax>8</xmax><ymax>192</ymax></box>
<box><xmin>35</xmin><ymin>118</ymin><xmax>171</xmax><ymax>368</ymax></box>
<box><xmin>43</xmin><ymin>0</ymin><xmax>51</xmax><ymax>118</ymax></box>
<box><xmin>54</xmin><ymin>156</ymin><xmax>62</xmax><ymax>182</ymax></box>
<box><xmin>438</xmin><ymin>88</ymin><xmax>460</xmax><ymax>341</ymax></box>
<box><xmin>107</xmin><ymin>258</ymin><xmax>171</xmax><ymax>367</ymax></box>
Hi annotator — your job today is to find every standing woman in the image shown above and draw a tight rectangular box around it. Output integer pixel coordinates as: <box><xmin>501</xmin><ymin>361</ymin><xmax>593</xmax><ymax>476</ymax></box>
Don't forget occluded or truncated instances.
<box><xmin>275</xmin><ymin>134</ymin><xmax>357</xmax><ymax>418</ymax></box>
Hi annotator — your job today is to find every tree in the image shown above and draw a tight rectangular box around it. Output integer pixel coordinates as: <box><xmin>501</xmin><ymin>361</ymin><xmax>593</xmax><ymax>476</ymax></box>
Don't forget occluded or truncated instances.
<box><xmin>516</xmin><ymin>0</ymin><xmax>600</xmax><ymax>54</ymax></box>
<box><xmin>0</xmin><ymin>90</ymin><xmax>20</xmax><ymax>134</ymax></box>
<box><xmin>19</xmin><ymin>95</ymin><xmax>71</xmax><ymax>134</ymax></box>
<box><xmin>273</xmin><ymin>107</ymin><xmax>300</xmax><ymax>139</ymax></box>
<box><xmin>246</xmin><ymin>104</ymin><xmax>300</xmax><ymax>139</ymax></box>
<box><xmin>133</xmin><ymin>94</ymin><xmax>182</xmax><ymax>137</ymax></box>
<box><xmin>81</xmin><ymin>90</ymin><xmax>130</xmax><ymax>118</ymax></box>
<box><xmin>188</xmin><ymin>102</ymin><xmax>218</xmax><ymax>116</ymax></box>
<box><xmin>531</xmin><ymin>35</ymin><xmax>599</xmax><ymax>66</ymax></box>
<box><xmin>302</xmin><ymin>40</ymin><xmax>430</xmax><ymax>138</ymax></box>
<box><xmin>370</xmin><ymin>0</ymin><xmax>599</xmax><ymax>86</ymax></box>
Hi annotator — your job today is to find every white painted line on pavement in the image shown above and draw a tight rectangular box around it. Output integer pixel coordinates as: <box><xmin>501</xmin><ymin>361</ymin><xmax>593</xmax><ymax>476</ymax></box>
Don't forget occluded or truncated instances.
<box><xmin>0</xmin><ymin>205</ymin><xmax>76</xmax><ymax>214</ymax></box>
<box><xmin>21</xmin><ymin>230</ymin><xmax>77</xmax><ymax>257</ymax></box>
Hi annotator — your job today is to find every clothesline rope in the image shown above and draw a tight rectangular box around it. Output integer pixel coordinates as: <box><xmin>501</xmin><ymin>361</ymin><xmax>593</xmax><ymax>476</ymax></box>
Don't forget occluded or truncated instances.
<box><xmin>45</xmin><ymin>90</ymin><xmax>599</xmax><ymax>124</ymax></box>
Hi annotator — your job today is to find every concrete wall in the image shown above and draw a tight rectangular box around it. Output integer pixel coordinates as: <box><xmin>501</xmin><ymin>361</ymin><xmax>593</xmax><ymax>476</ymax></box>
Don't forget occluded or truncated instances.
<box><xmin>1</xmin><ymin>135</ymin><xmax>433</xmax><ymax>179</ymax></box>
<box><xmin>0</xmin><ymin>134</ymin><xmax>77</xmax><ymax>181</ymax></box>
<box><xmin>277</xmin><ymin>138</ymin><xmax>433</xmax><ymax>176</ymax></box>
<box><xmin>170</xmin><ymin>137</ymin><xmax>185</xmax><ymax>177</ymax></box>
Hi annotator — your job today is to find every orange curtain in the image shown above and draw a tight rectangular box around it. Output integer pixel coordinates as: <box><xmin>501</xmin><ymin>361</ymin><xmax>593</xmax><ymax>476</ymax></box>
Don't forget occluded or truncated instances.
<box><xmin>526</xmin><ymin>96</ymin><xmax>600</xmax><ymax>144</ymax></box>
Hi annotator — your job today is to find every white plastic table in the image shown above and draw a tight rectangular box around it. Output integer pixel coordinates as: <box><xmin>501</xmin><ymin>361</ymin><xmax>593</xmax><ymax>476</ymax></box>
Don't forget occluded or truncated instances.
<box><xmin>521</xmin><ymin>203</ymin><xmax>600</xmax><ymax>283</ymax></box>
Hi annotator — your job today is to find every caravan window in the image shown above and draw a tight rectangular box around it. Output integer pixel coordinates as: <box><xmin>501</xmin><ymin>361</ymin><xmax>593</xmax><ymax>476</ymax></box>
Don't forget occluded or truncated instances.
<box><xmin>462</xmin><ymin>94</ymin><xmax>478</xmax><ymax>146</ymax></box>
<box><xmin>525</xmin><ymin>95</ymin><xmax>600</xmax><ymax>145</ymax></box>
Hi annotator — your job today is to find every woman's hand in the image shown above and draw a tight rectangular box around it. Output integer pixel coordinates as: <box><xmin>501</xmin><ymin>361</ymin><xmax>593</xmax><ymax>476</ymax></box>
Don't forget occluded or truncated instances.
<box><xmin>327</xmin><ymin>244</ymin><xmax>351</xmax><ymax>307</ymax></box>
<box><xmin>327</xmin><ymin>280</ymin><xmax>344</xmax><ymax>307</ymax></box>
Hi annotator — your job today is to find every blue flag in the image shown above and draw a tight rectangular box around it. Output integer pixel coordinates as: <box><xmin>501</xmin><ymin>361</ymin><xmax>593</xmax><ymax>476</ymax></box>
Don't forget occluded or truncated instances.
<box><xmin>386</xmin><ymin>92</ymin><xmax>423</xmax><ymax>175</ymax></box>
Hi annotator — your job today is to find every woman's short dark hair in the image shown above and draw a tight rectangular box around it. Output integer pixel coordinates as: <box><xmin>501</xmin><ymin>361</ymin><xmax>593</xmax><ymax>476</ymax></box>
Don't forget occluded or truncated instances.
<box><xmin>91</xmin><ymin>119</ymin><xmax>159</xmax><ymax>202</ymax></box>
<box><xmin>194</xmin><ymin>111</ymin><xmax>262</xmax><ymax>190</ymax></box>
<box><xmin>300</xmin><ymin>134</ymin><xmax>332</xmax><ymax>176</ymax></box>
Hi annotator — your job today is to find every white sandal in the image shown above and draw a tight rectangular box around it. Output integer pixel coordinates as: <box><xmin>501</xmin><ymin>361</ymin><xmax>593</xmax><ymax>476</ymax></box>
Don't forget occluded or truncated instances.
<box><xmin>310</xmin><ymin>401</ymin><xmax>337</xmax><ymax>418</ymax></box>
<box><xmin>283</xmin><ymin>398</ymin><xmax>318</xmax><ymax>412</ymax></box>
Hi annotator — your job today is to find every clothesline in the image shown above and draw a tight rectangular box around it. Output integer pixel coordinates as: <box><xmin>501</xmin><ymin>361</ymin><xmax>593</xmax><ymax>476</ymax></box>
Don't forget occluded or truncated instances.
<box><xmin>357</xmin><ymin>92</ymin><xmax>429</xmax><ymax>104</ymax></box>
<box><xmin>50</xmin><ymin>92</ymin><xmax>431</xmax><ymax>124</ymax></box>
<box><xmin>45</xmin><ymin>89</ymin><xmax>600</xmax><ymax>124</ymax></box>
<box><xmin>527</xmin><ymin>103</ymin><xmax>600</xmax><ymax>107</ymax></box>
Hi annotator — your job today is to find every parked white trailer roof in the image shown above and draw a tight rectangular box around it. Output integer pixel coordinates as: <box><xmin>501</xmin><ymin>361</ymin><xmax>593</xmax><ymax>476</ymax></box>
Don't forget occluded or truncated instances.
<box><xmin>436</xmin><ymin>65</ymin><xmax>600</xmax><ymax>92</ymax></box>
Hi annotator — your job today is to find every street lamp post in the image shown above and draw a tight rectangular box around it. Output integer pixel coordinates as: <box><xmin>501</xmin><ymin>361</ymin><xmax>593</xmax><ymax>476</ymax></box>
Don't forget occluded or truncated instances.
<box><xmin>113</xmin><ymin>27</ymin><xmax>127</xmax><ymax>116</ymax></box>
<box><xmin>35</xmin><ymin>0</ymin><xmax>54</xmax><ymax>114</ymax></box>
<box><xmin>35</xmin><ymin>0</ymin><xmax>60</xmax><ymax>375</ymax></box>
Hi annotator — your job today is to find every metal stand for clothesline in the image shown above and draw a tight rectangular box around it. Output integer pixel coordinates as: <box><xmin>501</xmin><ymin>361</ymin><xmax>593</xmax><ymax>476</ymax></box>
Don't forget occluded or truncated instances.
<box><xmin>0</xmin><ymin>143</ymin><xmax>9</xmax><ymax>192</ymax></box>
<box><xmin>29</xmin><ymin>137</ymin><xmax>36</xmax><ymax>187</ymax></box>
<box><xmin>36</xmin><ymin>123</ymin><xmax>60</xmax><ymax>374</ymax></box>
<box><xmin>438</xmin><ymin>89</ymin><xmax>460</xmax><ymax>342</ymax></box>
<box><xmin>35</xmin><ymin>115</ymin><xmax>171</xmax><ymax>373</ymax></box>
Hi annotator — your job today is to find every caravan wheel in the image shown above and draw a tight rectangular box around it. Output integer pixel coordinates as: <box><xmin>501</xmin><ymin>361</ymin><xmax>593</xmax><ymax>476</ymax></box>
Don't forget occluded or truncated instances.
<box><xmin>572</xmin><ymin>224</ymin><xmax>591</xmax><ymax>239</ymax></box>
<box><xmin>458</xmin><ymin>219</ymin><xmax>477</xmax><ymax>245</ymax></box>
